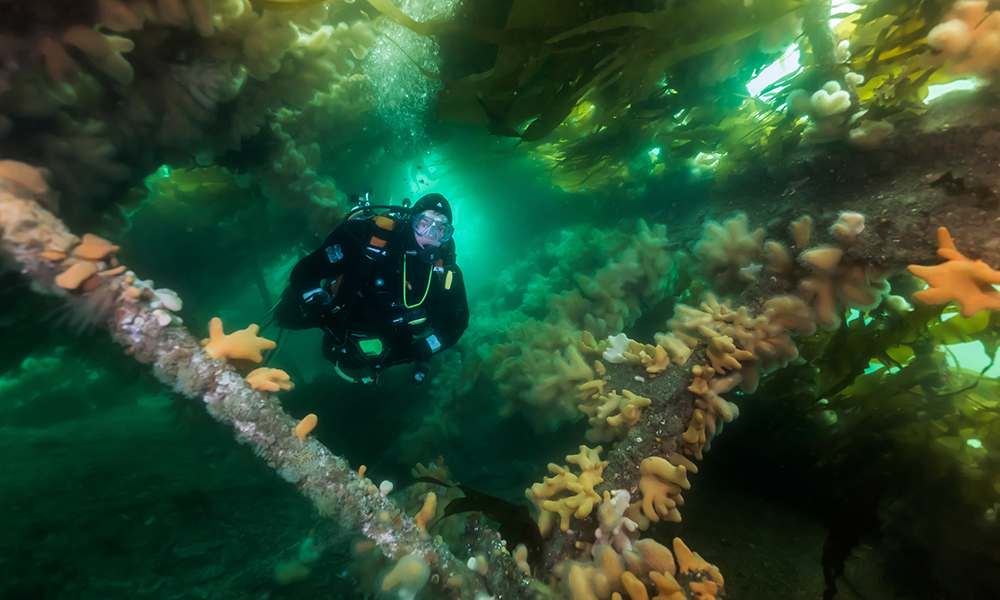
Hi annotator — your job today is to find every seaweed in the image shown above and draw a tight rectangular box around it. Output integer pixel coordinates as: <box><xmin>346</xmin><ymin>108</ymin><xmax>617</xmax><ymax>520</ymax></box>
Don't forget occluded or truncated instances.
<box><xmin>845</xmin><ymin>0</ymin><xmax>952</xmax><ymax>123</ymax></box>
<box><xmin>361</xmin><ymin>0</ymin><xmax>973</xmax><ymax>191</ymax></box>
<box><xmin>748</xmin><ymin>298</ymin><xmax>1000</xmax><ymax>597</ymax></box>
<box><xmin>414</xmin><ymin>476</ymin><xmax>544</xmax><ymax>574</ymax></box>
<box><xmin>373</xmin><ymin>0</ymin><xmax>810</xmax><ymax>190</ymax></box>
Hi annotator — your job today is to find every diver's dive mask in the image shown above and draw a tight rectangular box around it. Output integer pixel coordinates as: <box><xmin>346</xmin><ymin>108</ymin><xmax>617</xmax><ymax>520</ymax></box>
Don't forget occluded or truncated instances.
<box><xmin>413</xmin><ymin>212</ymin><xmax>454</xmax><ymax>243</ymax></box>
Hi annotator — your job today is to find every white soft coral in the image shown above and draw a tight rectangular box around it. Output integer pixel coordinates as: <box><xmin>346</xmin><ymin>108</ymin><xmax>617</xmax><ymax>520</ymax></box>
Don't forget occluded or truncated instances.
<box><xmin>602</xmin><ymin>333</ymin><xmax>633</xmax><ymax>364</ymax></box>
<box><xmin>593</xmin><ymin>489</ymin><xmax>639</xmax><ymax>553</ymax></box>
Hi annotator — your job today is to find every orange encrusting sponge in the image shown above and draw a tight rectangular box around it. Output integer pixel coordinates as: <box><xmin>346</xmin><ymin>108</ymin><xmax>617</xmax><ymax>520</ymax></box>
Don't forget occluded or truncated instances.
<box><xmin>295</xmin><ymin>414</ymin><xmax>317</xmax><ymax>440</ymax></box>
<box><xmin>203</xmin><ymin>317</ymin><xmax>276</xmax><ymax>362</ymax></box>
<box><xmin>908</xmin><ymin>227</ymin><xmax>1000</xmax><ymax>317</ymax></box>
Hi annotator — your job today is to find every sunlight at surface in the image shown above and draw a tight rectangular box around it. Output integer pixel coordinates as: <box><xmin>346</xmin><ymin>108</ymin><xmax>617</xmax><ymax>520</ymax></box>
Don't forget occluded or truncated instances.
<box><xmin>846</xmin><ymin>308</ymin><xmax>873</xmax><ymax>326</ymax></box>
<box><xmin>947</xmin><ymin>341</ymin><xmax>1000</xmax><ymax>377</ymax></box>
<box><xmin>926</xmin><ymin>78</ymin><xmax>984</xmax><ymax>104</ymax></box>
<box><xmin>858</xmin><ymin>307</ymin><xmax>1000</xmax><ymax>377</ymax></box>
<box><xmin>939</xmin><ymin>308</ymin><xmax>1000</xmax><ymax>376</ymax></box>
<box><xmin>359</xmin><ymin>137</ymin><xmax>575</xmax><ymax>296</ymax></box>
<box><xmin>747</xmin><ymin>1</ymin><xmax>859</xmax><ymax>99</ymax></box>
<box><xmin>830</xmin><ymin>0</ymin><xmax>861</xmax><ymax>28</ymax></box>
<box><xmin>747</xmin><ymin>45</ymin><xmax>800</xmax><ymax>99</ymax></box>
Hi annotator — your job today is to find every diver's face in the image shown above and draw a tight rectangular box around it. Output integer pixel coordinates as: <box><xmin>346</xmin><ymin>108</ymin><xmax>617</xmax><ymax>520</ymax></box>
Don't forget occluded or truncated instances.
<box><xmin>413</xmin><ymin>210</ymin><xmax>451</xmax><ymax>248</ymax></box>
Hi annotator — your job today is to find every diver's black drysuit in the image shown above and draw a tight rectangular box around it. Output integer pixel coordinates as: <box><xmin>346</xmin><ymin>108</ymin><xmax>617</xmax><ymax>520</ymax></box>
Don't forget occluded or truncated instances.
<box><xmin>276</xmin><ymin>212</ymin><xmax>469</xmax><ymax>383</ymax></box>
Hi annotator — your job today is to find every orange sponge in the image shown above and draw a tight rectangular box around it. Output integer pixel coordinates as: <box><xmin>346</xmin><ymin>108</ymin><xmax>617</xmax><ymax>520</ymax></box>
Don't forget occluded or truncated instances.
<box><xmin>295</xmin><ymin>414</ymin><xmax>317</xmax><ymax>441</ymax></box>
<box><xmin>381</xmin><ymin>554</ymin><xmax>430</xmax><ymax>598</ymax></box>
<box><xmin>415</xmin><ymin>492</ymin><xmax>437</xmax><ymax>531</ymax></box>
<box><xmin>203</xmin><ymin>317</ymin><xmax>276</xmax><ymax>363</ymax></box>
<box><xmin>908</xmin><ymin>227</ymin><xmax>1000</xmax><ymax>317</ymax></box>
<box><xmin>246</xmin><ymin>368</ymin><xmax>293</xmax><ymax>392</ymax></box>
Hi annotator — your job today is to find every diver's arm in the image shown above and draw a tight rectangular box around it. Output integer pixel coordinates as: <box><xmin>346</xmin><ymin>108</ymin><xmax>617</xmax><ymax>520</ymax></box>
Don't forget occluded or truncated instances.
<box><xmin>414</xmin><ymin>265</ymin><xmax>470</xmax><ymax>358</ymax></box>
<box><xmin>289</xmin><ymin>222</ymin><xmax>355</xmax><ymax>313</ymax></box>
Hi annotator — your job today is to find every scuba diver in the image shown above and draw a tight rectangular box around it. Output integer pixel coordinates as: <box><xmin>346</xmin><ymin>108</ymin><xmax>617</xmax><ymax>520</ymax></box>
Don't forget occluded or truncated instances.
<box><xmin>274</xmin><ymin>192</ymin><xmax>469</xmax><ymax>385</ymax></box>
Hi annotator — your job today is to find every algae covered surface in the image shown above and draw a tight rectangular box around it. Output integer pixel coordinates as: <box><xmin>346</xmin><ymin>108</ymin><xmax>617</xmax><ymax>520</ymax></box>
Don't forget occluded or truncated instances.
<box><xmin>3</xmin><ymin>0</ymin><xmax>1000</xmax><ymax>599</ymax></box>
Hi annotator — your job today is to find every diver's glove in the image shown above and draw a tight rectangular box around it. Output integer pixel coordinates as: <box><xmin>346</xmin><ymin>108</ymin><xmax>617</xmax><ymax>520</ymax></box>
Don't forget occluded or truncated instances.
<box><xmin>410</xmin><ymin>334</ymin><xmax>443</xmax><ymax>362</ymax></box>
<box><xmin>411</xmin><ymin>361</ymin><xmax>431</xmax><ymax>385</ymax></box>
<box><xmin>300</xmin><ymin>287</ymin><xmax>332</xmax><ymax>317</ymax></box>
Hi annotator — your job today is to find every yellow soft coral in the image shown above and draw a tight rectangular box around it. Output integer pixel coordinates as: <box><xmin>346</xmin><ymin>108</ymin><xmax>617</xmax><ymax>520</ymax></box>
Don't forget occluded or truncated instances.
<box><xmin>638</xmin><ymin>456</ymin><xmax>691</xmax><ymax>523</ymax></box>
<box><xmin>705</xmin><ymin>335</ymin><xmax>753</xmax><ymax>373</ymax></box>
<box><xmin>691</xmin><ymin>212</ymin><xmax>766</xmax><ymax>292</ymax></box>
<box><xmin>579</xmin><ymin>390</ymin><xmax>652</xmax><ymax>442</ymax></box>
<box><xmin>673</xmin><ymin>538</ymin><xmax>725</xmax><ymax>599</ymax></box>
<box><xmin>527</xmin><ymin>445</ymin><xmax>607</xmax><ymax>533</ymax></box>
<box><xmin>606</xmin><ymin>391</ymin><xmax>652</xmax><ymax>429</ymax></box>
<box><xmin>680</xmin><ymin>409</ymin><xmax>709</xmax><ymax>460</ymax></box>
<box><xmin>908</xmin><ymin>227</ymin><xmax>1000</xmax><ymax>317</ymax></box>
<box><xmin>203</xmin><ymin>317</ymin><xmax>276</xmax><ymax>362</ymax></box>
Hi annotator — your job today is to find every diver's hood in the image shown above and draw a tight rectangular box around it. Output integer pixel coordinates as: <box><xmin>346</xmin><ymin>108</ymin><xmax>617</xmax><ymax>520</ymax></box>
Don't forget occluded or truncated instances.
<box><xmin>412</xmin><ymin>193</ymin><xmax>452</xmax><ymax>222</ymax></box>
